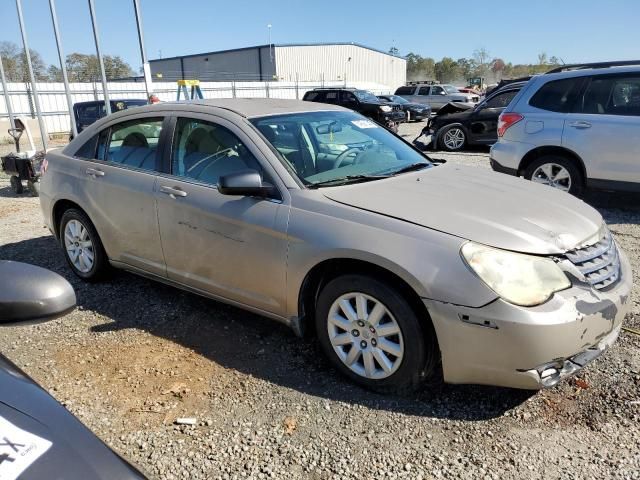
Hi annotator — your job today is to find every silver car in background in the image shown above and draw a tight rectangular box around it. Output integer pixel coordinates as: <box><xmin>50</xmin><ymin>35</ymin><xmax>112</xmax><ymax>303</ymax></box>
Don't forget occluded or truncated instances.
<box><xmin>490</xmin><ymin>63</ymin><xmax>640</xmax><ymax>196</ymax></box>
<box><xmin>39</xmin><ymin>99</ymin><xmax>631</xmax><ymax>393</ymax></box>
<box><xmin>394</xmin><ymin>84</ymin><xmax>480</xmax><ymax>110</ymax></box>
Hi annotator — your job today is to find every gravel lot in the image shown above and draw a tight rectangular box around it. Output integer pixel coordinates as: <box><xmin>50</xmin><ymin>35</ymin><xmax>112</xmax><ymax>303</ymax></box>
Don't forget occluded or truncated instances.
<box><xmin>1</xmin><ymin>124</ymin><xmax>639</xmax><ymax>480</ymax></box>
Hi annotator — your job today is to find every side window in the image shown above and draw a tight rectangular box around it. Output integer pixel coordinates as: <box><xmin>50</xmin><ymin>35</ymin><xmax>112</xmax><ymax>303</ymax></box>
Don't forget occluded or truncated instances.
<box><xmin>431</xmin><ymin>86</ymin><xmax>444</xmax><ymax>95</ymax></box>
<box><xmin>324</xmin><ymin>91</ymin><xmax>339</xmax><ymax>104</ymax></box>
<box><xmin>485</xmin><ymin>90</ymin><xmax>518</xmax><ymax>109</ymax></box>
<box><xmin>304</xmin><ymin>91</ymin><xmax>320</xmax><ymax>101</ymax></box>
<box><xmin>341</xmin><ymin>91</ymin><xmax>358</xmax><ymax>105</ymax></box>
<box><xmin>417</xmin><ymin>87</ymin><xmax>430</xmax><ymax>96</ymax></box>
<box><xmin>529</xmin><ymin>78</ymin><xmax>584</xmax><ymax>113</ymax></box>
<box><xmin>394</xmin><ymin>86</ymin><xmax>414</xmax><ymax>95</ymax></box>
<box><xmin>102</xmin><ymin>117</ymin><xmax>163</xmax><ymax>170</ymax></box>
<box><xmin>74</xmin><ymin>135</ymin><xmax>98</xmax><ymax>159</ymax></box>
<box><xmin>171</xmin><ymin>117</ymin><xmax>263</xmax><ymax>186</ymax></box>
<box><xmin>580</xmin><ymin>75</ymin><xmax>640</xmax><ymax>116</ymax></box>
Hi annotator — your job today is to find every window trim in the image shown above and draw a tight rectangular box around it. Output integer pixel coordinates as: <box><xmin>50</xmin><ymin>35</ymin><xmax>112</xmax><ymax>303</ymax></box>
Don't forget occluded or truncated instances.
<box><xmin>159</xmin><ymin>113</ymin><xmax>286</xmax><ymax>202</ymax></box>
<box><xmin>72</xmin><ymin>112</ymin><xmax>169</xmax><ymax>175</ymax></box>
<box><xmin>574</xmin><ymin>73</ymin><xmax>640</xmax><ymax>116</ymax></box>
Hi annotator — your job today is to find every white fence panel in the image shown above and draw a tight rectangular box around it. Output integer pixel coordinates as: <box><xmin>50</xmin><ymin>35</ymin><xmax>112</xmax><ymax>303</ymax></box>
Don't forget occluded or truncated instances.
<box><xmin>1</xmin><ymin>80</ymin><xmax>394</xmax><ymax>135</ymax></box>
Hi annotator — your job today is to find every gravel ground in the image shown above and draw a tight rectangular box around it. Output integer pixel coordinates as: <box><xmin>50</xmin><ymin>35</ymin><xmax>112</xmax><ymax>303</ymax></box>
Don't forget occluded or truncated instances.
<box><xmin>1</xmin><ymin>125</ymin><xmax>640</xmax><ymax>480</ymax></box>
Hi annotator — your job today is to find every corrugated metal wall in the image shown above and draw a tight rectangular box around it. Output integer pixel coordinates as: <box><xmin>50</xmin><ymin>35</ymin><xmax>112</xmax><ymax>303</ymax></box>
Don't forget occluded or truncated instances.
<box><xmin>274</xmin><ymin>44</ymin><xmax>406</xmax><ymax>90</ymax></box>
<box><xmin>150</xmin><ymin>47</ymin><xmax>276</xmax><ymax>82</ymax></box>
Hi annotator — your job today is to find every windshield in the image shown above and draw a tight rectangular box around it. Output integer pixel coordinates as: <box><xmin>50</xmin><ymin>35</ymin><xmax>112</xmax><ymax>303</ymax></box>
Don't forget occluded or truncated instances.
<box><xmin>444</xmin><ymin>85</ymin><xmax>459</xmax><ymax>94</ymax></box>
<box><xmin>353</xmin><ymin>90</ymin><xmax>381</xmax><ymax>103</ymax></box>
<box><xmin>387</xmin><ymin>95</ymin><xmax>409</xmax><ymax>104</ymax></box>
<box><xmin>251</xmin><ymin>111</ymin><xmax>431</xmax><ymax>187</ymax></box>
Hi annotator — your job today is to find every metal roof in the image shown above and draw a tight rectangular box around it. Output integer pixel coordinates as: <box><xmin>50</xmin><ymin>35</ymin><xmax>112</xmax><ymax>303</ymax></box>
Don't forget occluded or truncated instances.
<box><xmin>149</xmin><ymin>42</ymin><xmax>405</xmax><ymax>63</ymax></box>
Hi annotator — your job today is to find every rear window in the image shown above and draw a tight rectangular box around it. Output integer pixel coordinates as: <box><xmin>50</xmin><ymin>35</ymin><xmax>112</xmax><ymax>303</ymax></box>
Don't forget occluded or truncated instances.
<box><xmin>394</xmin><ymin>86</ymin><xmax>415</xmax><ymax>95</ymax></box>
<box><xmin>74</xmin><ymin>135</ymin><xmax>98</xmax><ymax>159</ymax></box>
<box><xmin>304</xmin><ymin>91</ymin><xmax>321</xmax><ymax>101</ymax></box>
<box><xmin>529</xmin><ymin>78</ymin><xmax>584</xmax><ymax>113</ymax></box>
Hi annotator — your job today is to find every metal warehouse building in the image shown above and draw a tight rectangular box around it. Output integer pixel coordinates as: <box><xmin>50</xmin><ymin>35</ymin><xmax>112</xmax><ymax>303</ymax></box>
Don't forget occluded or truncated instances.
<box><xmin>149</xmin><ymin>43</ymin><xmax>406</xmax><ymax>90</ymax></box>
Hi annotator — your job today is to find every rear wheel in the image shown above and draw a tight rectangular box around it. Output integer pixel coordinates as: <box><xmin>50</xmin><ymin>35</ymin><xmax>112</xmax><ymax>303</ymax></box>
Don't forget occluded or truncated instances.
<box><xmin>524</xmin><ymin>155</ymin><xmax>584</xmax><ymax>196</ymax></box>
<box><xmin>10</xmin><ymin>176</ymin><xmax>23</xmax><ymax>194</ymax></box>
<box><xmin>315</xmin><ymin>274</ymin><xmax>438</xmax><ymax>394</ymax></box>
<box><xmin>439</xmin><ymin>125</ymin><xmax>466</xmax><ymax>151</ymax></box>
<box><xmin>59</xmin><ymin>209</ymin><xmax>110</xmax><ymax>281</ymax></box>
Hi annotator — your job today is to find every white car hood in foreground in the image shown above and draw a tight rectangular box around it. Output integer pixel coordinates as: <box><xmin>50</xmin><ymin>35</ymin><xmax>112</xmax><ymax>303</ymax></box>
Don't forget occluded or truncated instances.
<box><xmin>322</xmin><ymin>163</ymin><xmax>603</xmax><ymax>254</ymax></box>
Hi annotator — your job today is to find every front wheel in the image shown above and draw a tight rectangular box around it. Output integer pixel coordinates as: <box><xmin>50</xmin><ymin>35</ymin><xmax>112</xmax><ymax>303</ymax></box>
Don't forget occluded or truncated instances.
<box><xmin>439</xmin><ymin>125</ymin><xmax>466</xmax><ymax>152</ymax></box>
<box><xmin>315</xmin><ymin>274</ymin><xmax>439</xmax><ymax>394</ymax></box>
<box><xmin>524</xmin><ymin>155</ymin><xmax>584</xmax><ymax>196</ymax></box>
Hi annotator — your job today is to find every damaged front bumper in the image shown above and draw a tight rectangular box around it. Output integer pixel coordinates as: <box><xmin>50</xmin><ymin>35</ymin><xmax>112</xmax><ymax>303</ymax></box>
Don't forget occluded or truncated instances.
<box><xmin>423</xmin><ymin>248</ymin><xmax>632</xmax><ymax>389</ymax></box>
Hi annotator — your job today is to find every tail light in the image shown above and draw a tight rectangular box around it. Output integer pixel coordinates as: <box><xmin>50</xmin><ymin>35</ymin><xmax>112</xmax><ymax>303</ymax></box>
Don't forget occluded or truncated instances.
<box><xmin>40</xmin><ymin>157</ymin><xmax>48</xmax><ymax>175</ymax></box>
<box><xmin>497</xmin><ymin>113</ymin><xmax>524</xmax><ymax>137</ymax></box>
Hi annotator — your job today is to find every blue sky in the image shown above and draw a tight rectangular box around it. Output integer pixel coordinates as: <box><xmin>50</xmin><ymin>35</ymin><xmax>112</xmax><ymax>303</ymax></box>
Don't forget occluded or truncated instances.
<box><xmin>1</xmin><ymin>0</ymin><xmax>638</xmax><ymax>70</ymax></box>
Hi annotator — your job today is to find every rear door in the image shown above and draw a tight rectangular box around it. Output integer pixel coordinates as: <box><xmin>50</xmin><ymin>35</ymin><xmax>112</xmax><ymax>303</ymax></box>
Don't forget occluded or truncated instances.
<box><xmin>428</xmin><ymin>85</ymin><xmax>447</xmax><ymax>110</ymax></box>
<box><xmin>415</xmin><ymin>86</ymin><xmax>431</xmax><ymax>106</ymax></box>
<box><xmin>72</xmin><ymin>113</ymin><xmax>168</xmax><ymax>276</ymax></box>
<box><xmin>562</xmin><ymin>73</ymin><xmax>640</xmax><ymax>184</ymax></box>
<box><xmin>154</xmin><ymin>114</ymin><xmax>290</xmax><ymax>315</ymax></box>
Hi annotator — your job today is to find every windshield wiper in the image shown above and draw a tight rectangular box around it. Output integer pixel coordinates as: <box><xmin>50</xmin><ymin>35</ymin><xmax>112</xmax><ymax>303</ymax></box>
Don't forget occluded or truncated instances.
<box><xmin>307</xmin><ymin>174</ymin><xmax>389</xmax><ymax>189</ymax></box>
<box><xmin>385</xmin><ymin>162</ymin><xmax>431</xmax><ymax>176</ymax></box>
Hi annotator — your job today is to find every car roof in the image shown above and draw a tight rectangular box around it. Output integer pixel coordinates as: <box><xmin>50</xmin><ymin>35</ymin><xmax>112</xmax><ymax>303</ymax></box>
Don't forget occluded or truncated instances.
<box><xmin>541</xmin><ymin>65</ymin><xmax>640</xmax><ymax>81</ymax></box>
<box><xmin>88</xmin><ymin>98</ymin><xmax>347</xmax><ymax>121</ymax></box>
<box><xmin>74</xmin><ymin>99</ymin><xmax>147</xmax><ymax>107</ymax></box>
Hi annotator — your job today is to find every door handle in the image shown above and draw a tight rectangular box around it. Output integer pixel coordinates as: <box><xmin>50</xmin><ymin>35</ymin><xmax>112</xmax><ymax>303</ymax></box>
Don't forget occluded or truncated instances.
<box><xmin>159</xmin><ymin>185</ymin><xmax>188</xmax><ymax>198</ymax></box>
<box><xmin>86</xmin><ymin>167</ymin><xmax>105</xmax><ymax>177</ymax></box>
<box><xmin>568</xmin><ymin>121</ymin><xmax>592</xmax><ymax>129</ymax></box>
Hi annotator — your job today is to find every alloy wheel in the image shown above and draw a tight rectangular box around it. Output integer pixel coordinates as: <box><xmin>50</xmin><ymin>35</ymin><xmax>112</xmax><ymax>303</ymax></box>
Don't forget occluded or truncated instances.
<box><xmin>531</xmin><ymin>163</ymin><xmax>572</xmax><ymax>192</ymax></box>
<box><xmin>327</xmin><ymin>292</ymin><xmax>404</xmax><ymax>380</ymax></box>
<box><xmin>64</xmin><ymin>219</ymin><xmax>95</xmax><ymax>273</ymax></box>
<box><xmin>443</xmin><ymin>127</ymin><xmax>465</xmax><ymax>150</ymax></box>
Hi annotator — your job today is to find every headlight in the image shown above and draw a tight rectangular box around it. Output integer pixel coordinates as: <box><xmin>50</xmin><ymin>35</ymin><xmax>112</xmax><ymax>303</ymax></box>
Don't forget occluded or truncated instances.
<box><xmin>461</xmin><ymin>242</ymin><xmax>571</xmax><ymax>306</ymax></box>
<box><xmin>379</xmin><ymin>105</ymin><xmax>392</xmax><ymax>113</ymax></box>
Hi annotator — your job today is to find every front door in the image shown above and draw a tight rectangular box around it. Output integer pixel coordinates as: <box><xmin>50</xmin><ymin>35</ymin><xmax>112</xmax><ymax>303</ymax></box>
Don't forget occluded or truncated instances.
<box><xmin>428</xmin><ymin>85</ymin><xmax>447</xmax><ymax>110</ymax></box>
<box><xmin>563</xmin><ymin>73</ymin><xmax>640</xmax><ymax>183</ymax></box>
<box><xmin>469</xmin><ymin>89</ymin><xmax>520</xmax><ymax>143</ymax></box>
<box><xmin>76</xmin><ymin>114</ymin><xmax>167</xmax><ymax>276</ymax></box>
<box><xmin>155</xmin><ymin>115</ymin><xmax>289</xmax><ymax>314</ymax></box>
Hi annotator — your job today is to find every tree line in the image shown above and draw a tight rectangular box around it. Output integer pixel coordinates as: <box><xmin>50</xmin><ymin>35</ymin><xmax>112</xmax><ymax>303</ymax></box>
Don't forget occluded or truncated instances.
<box><xmin>401</xmin><ymin>48</ymin><xmax>563</xmax><ymax>85</ymax></box>
<box><xmin>0</xmin><ymin>41</ymin><xmax>135</xmax><ymax>82</ymax></box>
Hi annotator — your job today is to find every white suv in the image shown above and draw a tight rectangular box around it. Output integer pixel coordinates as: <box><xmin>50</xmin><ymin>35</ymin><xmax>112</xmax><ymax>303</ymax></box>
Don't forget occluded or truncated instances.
<box><xmin>490</xmin><ymin>62</ymin><xmax>640</xmax><ymax>196</ymax></box>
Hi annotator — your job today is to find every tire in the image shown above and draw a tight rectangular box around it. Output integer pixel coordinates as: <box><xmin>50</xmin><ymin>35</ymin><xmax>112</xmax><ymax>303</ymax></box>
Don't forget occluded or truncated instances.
<box><xmin>315</xmin><ymin>274</ymin><xmax>439</xmax><ymax>394</ymax></box>
<box><xmin>10</xmin><ymin>176</ymin><xmax>24</xmax><ymax>194</ymax></box>
<box><xmin>523</xmin><ymin>155</ymin><xmax>584</xmax><ymax>196</ymax></box>
<box><xmin>59</xmin><ymin>208</ymin><xmax>110</xmax><ymax>281</ymax></box>
<box><xmin>28</xmin><ymin>180</ymin><xmax>40</xmax><ymax>197</ymax></box>
<box><xmin>438</xmin><ymin>125</ymin><xmax>466</xmax><ymax>152</ymax></box>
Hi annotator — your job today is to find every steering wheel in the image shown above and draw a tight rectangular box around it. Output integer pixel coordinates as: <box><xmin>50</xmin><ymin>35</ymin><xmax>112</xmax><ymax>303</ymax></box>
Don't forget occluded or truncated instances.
<box><xmin>333</xmin><ymin>147</ymin><xmax>362</xmax><ymax>169</ymax></box>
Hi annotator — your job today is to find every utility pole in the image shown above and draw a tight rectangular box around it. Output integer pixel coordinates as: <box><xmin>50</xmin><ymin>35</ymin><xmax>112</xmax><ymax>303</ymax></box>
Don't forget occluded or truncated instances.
<box><xmin>133</xmin><ymin>0</ymin><xmax>153</xmax><ymax>101</ymax></box>
<box><xmin>16</xmin><ymin>0</ymin><xmax>48</xmax><ymax>151</ymax></box>
<box><xmin>88</xmin><ymin>0</ymin><xmax>111</xmax><ymax>115</ymax></box>
<box><xmin>49</xmin><ymin>0</ymin><xmax>77</xmax><ymax>137</ymax></box>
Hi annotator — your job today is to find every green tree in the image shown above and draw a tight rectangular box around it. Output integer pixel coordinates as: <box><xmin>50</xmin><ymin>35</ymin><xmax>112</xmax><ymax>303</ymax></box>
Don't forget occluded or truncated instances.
<box><xmin>0</xmin><ymin>41</ymin><xmax>49</xmax><ymax>81</ymax></box>
<box><xmin>434</xmin><ymin>57</ymin><xmax>459</xmax><ymax>83</ymax></box>
<box><xmin>405</xmin><ymin>52</ymin><xmax>435</xmax><ymax>81</ymax></box>
<box><xmin>64</xmin><ymin>53</ymin><xmax>135</xmax><ymax>81</ymax></box>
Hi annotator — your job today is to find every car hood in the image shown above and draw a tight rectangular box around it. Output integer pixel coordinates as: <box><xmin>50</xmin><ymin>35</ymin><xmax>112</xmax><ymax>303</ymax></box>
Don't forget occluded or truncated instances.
<box><xmin>321</xmin><ymin>164</ymin><xmax>602</xmax><ymax>254</ymax></box>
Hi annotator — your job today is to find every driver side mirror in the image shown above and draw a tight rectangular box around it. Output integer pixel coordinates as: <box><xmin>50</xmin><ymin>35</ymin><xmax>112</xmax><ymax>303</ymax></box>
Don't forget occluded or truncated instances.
<box><xmin>218</xmin><ymin>169</ymin><xmax>276</xmax><ymax>197</ymax></box>
<box><xmin>0</xmin><ymin>261</ymin><xmax>76</xmax><ymax>325</ymax></box>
